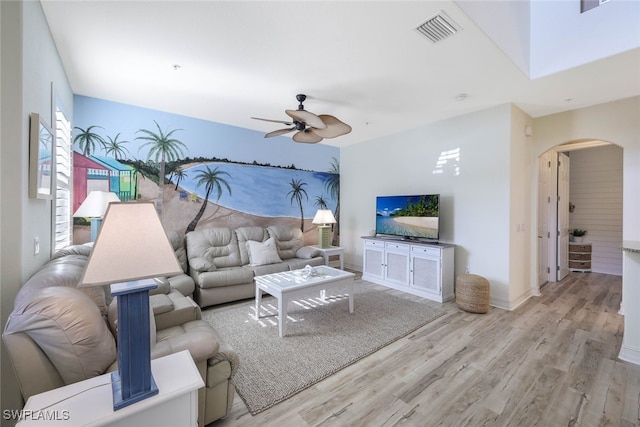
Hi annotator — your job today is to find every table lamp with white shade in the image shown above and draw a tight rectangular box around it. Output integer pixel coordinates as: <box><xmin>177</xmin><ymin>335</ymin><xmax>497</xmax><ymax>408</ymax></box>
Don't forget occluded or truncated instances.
<box><xmin>73</xmin><ymin>191</ymin><xmax>121</xmax><ymax>241</ymax></box>
<box><xmin>79</xmin><ymin>202</ymin><xmax>182</xmax><ymax>410</ymax></box>
<box><xmin>312</xmin><ymin>209</ymin><xmax>336</xmax><ymax>249</ymax></box>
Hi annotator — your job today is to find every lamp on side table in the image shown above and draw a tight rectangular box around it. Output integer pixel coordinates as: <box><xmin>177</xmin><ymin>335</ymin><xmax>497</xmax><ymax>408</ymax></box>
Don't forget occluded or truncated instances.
<box><xmin>312</xmin><ymin>209</ymin><xmax>336</xmax><ymax>249</ymax></box>
<box><xmin>79</xmin><ymin>202</ymin><xmax>182</xmax><ymax>410</ymax></box>
<box><xmin>73</xmin><ymin>191</ymin><xmax>121</xmax><ymax>241</ymax></box>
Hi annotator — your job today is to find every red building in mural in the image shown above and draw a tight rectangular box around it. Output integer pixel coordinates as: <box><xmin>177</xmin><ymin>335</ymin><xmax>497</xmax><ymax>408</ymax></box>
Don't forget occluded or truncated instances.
<box><xmin>72</xmin><ymin>151</ymin><xmax>110</xmax><ymax>212</ymax></box>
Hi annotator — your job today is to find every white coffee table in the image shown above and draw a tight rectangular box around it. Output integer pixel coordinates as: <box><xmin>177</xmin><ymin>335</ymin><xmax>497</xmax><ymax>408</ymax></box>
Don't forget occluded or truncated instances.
<box><xmin>255</xmin><ymin>265</ymin><xmax>355</xmax><ymax>337</ymax></box>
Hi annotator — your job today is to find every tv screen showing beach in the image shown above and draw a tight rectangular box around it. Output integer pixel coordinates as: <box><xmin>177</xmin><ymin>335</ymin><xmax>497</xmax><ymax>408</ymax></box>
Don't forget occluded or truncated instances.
<box><xmin>376</xmin><ymin>195</ymin><xmax>439</xmax><ymax>240</ymax></box>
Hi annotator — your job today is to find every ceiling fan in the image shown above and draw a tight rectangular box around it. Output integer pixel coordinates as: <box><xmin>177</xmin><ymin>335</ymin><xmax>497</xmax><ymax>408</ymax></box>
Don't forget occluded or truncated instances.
<box><xmin>251</xmin><ymin>94</ymin><xmax>352</xmax><ymax>143</ymax></box>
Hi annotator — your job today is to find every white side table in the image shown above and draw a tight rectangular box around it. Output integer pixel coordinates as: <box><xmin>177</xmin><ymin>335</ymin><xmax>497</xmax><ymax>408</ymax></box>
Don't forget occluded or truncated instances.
<box><xmin>16</xmin><ymin>351</ymin><xmax>203</xmax><ymax>426</ymax></box>
<box><xmin>312</xmin><ymin>245</ymin><xmax>344</xmax><ymax>269</ymax></box>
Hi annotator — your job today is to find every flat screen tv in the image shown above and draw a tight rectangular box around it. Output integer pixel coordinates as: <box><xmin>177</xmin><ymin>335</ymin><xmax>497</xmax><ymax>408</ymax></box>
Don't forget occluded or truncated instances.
<box><xmin>375</xmin><ymin>194</ymin><xmax>439</xmax><ymax>241</ymax></box>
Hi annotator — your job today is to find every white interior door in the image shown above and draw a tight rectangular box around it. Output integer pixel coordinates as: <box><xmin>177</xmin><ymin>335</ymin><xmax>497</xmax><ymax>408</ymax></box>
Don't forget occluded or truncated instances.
<box><xmin>537</xmin><ymin>153</ymin><xmax>552</xmax><ymax>286</ymax></box>
<box><xmin>557</xmin><ymin>152</ymin><xmax>570</xmax><ymax>280</ymax></box>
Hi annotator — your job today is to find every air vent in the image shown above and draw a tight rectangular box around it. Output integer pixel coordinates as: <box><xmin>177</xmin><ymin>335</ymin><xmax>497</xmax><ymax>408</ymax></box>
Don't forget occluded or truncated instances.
<box><xmin>415</xmin><ymin>12</ymin><xmax>460</xmax><ymax>44</ymax></box>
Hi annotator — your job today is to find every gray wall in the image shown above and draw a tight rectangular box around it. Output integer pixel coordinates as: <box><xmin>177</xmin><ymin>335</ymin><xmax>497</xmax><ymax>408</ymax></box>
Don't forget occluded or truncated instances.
<box><xmin>1</xmin><ymin>1</ymin><xmax>73</xmax><ymax>423</ymax></box>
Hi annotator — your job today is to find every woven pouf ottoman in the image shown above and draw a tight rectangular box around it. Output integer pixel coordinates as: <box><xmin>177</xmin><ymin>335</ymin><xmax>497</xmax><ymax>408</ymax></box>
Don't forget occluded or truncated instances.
<box><xmin>456</xmin><ymin>274</ymin><xmax>490</xmax><ymax>313</ymax></box>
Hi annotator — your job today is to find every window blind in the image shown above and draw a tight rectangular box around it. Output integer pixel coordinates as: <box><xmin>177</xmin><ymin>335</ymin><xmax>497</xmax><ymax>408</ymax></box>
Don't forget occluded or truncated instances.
<box><xmin>54</xmin><ymin>108</ymin><xmax>72</xmax><ymax>251</ymax></box>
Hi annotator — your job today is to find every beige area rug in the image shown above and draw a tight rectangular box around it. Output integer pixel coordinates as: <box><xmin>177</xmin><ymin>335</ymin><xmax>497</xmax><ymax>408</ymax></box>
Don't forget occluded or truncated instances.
<box><xmin>201</xmin><ymin>281</ymin><xmax>446</xmax><ymax>415</ymax></box>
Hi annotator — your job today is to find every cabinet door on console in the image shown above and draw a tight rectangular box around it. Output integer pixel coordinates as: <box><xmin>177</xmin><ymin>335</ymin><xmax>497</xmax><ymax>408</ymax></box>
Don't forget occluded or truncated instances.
<box><xmin>384</xmin><ymin>242</ymin><xmax>410</xmax><ymax>287</ymax></box>
<box><xmin>410</xmin><ymin>256</ymin><xmax>439</xmax><ymax>293</ymax></box>
<box><xmin>363</xmin><ymin>240</ymin><xmax>385</xmax><ymax>280</ymax></box>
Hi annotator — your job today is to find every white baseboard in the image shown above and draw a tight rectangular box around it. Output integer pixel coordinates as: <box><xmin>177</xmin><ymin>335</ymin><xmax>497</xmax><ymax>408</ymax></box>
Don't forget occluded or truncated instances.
<box><xmin>510</xmin><ymin>290</ymin><xmax>533</xmax><ymax>310</ymax></box>
<box><xmin>490</xmin><ymin>290</ymin><xmax>532</xmax><ymax>311</ymax></box>
<box><xmin>489</xmin><ymin>296</ymin><xmax>511</xmax><ymax>311</ymax></box>
<box><xmin>618</xmin><ymin>300</ymin><xmax>624</xmax><ymax>315</ymax></box>
<box><xmin>619</xmin><ymin>343</ymin><xmax>640</xmax><ymax>366</ymax></box>
<box><xmin>345</xmin><ymin>262</ymin><xmax>361</xmax><ymax>272</ymax></box>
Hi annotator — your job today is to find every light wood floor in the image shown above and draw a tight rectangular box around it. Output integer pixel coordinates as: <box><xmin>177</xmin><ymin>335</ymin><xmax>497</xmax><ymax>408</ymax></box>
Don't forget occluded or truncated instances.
<box><xmin>210</xmin><ymin>272</ymin><xmax>640</xmax><ymax>427</ymax></box>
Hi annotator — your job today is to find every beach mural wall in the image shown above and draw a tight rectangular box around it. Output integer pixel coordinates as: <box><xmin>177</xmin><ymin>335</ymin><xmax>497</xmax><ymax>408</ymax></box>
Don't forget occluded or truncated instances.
<box><xmin>72</xmin><ymin>96</ymin><xmax>340</xmax><ymax>245</ymax></box>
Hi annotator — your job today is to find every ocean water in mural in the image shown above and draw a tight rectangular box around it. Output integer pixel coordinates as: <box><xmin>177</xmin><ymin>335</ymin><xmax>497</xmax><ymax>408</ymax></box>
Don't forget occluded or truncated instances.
<box><xmin>179</xmin><ymin>162</ymin><xmax>337</xmax><ymax>218</ymax></box>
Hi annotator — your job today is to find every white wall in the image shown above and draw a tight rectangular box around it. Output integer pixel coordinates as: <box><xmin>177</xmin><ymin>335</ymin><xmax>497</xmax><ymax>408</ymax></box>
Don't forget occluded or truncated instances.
<box><xmin>457</xmin><ymin>0</ymin><xmax>640</xmax><ymax>79</ymax></box>
<box><xmin>342</xmin><ymin>96</ymin><xmax>640</xmax><ymax>325</ymax></box>
<box><xmin>508</xmin><ymin>105</ymin><xmax>534</xmax><ymax>307</ymax></box>
<box><xmin>341</xmin><ymin>104</ymin><xmax>518</xmax><ymax>309</ymax></box>
<box><xmin>568</xmin><ymin>145</ymin><xmax>623</xmax><ymax>275</ymax></box>
<box><xmin>456</xmin><ymin>0</ymin><xmax>530</xmax><ymax>76</ymax></box>
<box><xmin>533</xmin><ymin>97</ymin><xmax>640</xmax><ymax>240</ymax></box>
<box><xmin>1</xmin><ymin>1</ymin><xmax>73</xmax><ymax>422</ymax></box>
<box><xmin>530</xmin><ymin>0</ymin><xmax>640</xmax><ymax>78</ymax></box>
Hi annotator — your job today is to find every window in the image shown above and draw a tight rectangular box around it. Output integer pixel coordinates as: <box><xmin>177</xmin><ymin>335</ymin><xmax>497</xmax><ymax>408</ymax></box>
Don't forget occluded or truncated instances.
<box><xmin>53</xmin><ymin>107</ymin><xmax>72</xmax><ymax>251</ymax></box>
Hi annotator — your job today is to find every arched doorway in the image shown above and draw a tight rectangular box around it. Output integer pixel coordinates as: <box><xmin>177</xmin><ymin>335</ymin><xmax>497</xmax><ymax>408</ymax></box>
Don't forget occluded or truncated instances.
<box><xmin>536</xmin><ymin>140</ymin><xmax>623</xmax><ymax>291</ymax></box>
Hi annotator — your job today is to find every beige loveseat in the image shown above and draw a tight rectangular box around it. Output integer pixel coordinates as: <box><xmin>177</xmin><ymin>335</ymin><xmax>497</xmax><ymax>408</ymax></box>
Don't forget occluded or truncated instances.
<box><xmin>2</xmin><ymin>244</ymin><xmax>238</xmax><ymax>427</ymax></box>
<box><xmin>186</xmin><ymin>225</ymin><xmax>324</xmax><ymax>307</ymax></box>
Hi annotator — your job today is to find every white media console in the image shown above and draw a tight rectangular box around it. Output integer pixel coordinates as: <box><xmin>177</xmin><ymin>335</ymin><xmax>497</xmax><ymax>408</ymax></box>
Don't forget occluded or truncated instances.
<box><xmin>362</xmin><ymin>236</ymin><xmax>455</xmax><ymax>303</ymax></box>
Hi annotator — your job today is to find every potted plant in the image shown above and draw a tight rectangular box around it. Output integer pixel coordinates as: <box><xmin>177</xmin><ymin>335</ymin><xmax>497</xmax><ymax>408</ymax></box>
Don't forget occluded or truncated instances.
<box><xmin>570</xmin><ymin>229</ymin><xmax>587</xmax><ymax>243</ymax></box>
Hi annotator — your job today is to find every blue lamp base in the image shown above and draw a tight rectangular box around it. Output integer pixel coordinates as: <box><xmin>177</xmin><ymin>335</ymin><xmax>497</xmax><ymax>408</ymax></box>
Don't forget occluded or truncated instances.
<box><xmin>111</xmin><ymin>371</ymin><xmax>158</xmax><ymax>411</ymax></box>
<box><xmin>110</xmin><ymin>279</ymin><xmax>158</xmax><ymax>411</ymax></box>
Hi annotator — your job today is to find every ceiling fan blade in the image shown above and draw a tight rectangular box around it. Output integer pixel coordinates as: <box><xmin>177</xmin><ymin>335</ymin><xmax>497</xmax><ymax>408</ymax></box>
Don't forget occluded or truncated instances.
<box><xmin>311</xmin><ymin>115</ymin><xmax>352</xmax><ymax>138</ymax></box>
<box><xmin>251</xmin><ymin>117</ymin><xmax>293</xmax><ymax>125</ymax></box>
<box><xmin>293</xmin><ymin>130</ymin><xmax>323</xmax><ymax>144</ymax></box>
<box><xmin>285</xmin><ymin>109</ymin><xmax>327</xmax><ymax>129</ymax></box>
<box><xmin>265</xmin><ymin>127</ymin><xmax>295</xmax><ymax>138</ymax></box>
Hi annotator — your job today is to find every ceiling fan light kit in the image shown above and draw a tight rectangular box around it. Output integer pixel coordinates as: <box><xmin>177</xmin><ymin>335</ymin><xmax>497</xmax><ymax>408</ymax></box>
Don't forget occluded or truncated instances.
<box><xmin>285</xmin><ymin>109</ymin><xmax>326</xmax><ymax>129</ymax></box>
<box><xmin>293</xmin><ymin>130</ymin><xmax>323</xmax><ymax>144</ymax></box>
<box><xmin>252</xmin><ymin>94</ymin><xmax>351</xmax><ymax>144</ymax></box>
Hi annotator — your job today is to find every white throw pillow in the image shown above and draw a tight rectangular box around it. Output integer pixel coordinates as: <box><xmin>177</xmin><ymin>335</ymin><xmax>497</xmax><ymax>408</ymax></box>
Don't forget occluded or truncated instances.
<box><xmin>247</xmin><ymin>238</ymin><xmax>282</xmax><ymax>266</ymax></box>
<box><xmin>296</xmin><ymin>246</ymin><xmax>321</xmax><ymax>259</ymax></box>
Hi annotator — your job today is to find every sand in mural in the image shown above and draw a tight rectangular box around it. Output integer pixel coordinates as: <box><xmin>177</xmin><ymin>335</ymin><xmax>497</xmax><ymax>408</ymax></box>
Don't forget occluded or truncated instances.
<box><xmin>75</xmin><ymin>166</ymin><xmax>336</xmax><ymax>246</ymax></box>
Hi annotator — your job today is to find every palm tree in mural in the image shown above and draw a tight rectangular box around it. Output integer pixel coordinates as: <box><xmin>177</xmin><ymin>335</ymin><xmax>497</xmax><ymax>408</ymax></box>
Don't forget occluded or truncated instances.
<box><xmin>128</xmin><ymin>159</ymin><xmax>146</xmax><ymax>200</ymax></box>
<box><xmin>185</xmin><ymin>165</ymin><xmax>232</xmax><ymax>233</ymax></box>
<box><xmin>165</xmin><ymin>162</ymin><xmax>179</xmax><ymax>183</ymax></box>
<box><xmin>314</xmin><ymin>195</ymin><xmax>329</xmax><ymax>210</ymax></box>
<box><xmin>103</xmin><ymin>133</ymin><xmax>130</xmax><ymax>160</ymax></box>
<box><xmin>73</xmin><ymin>125</ymin><xmax>105</xmax><ymax>156</ymax></box>
<box><xmin>325</xmin><ymin>157</ymin><xmax>340</xmax><ymax>245</ymax></box>
<box><xmin>136</xmin><ymin>121</ymin><xmax>187</xmax><ymax>217</ymax></box>
<box><xmin>173</xmin><ymin>167</ymin><xmax>187</xmax><ymax>191</ymax></box>
<box><xmin>287</xmin><ymin>178</ymin><xmax>309</xmax><ymax>232</ymax></box>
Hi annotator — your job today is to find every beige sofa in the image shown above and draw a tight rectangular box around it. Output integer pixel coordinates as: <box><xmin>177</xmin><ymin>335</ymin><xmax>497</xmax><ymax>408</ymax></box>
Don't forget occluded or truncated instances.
<box><xmin>150</xmin><ymin>231</ymin><xmax>202</xmax><ymax>330</ymax></box>
<box><xmin>2</xmin><ymin>244</ymin><xmax>238</xmax><ymax>427</ymax></box>
<box><xmin>186</xmin><ymin>225</ymin><xmax>324</xmax><ymax>307</ymax></box>
<box><xmin>163</xmin><ymin>231</ymin><xmax>197</xmax><ymax>298</ymax></box>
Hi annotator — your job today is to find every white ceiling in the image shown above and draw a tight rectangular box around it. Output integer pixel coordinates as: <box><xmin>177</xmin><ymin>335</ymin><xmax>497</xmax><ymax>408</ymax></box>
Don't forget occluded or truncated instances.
<box><xmin>40</xmin><ymin>1</ymin><xmax>640</xmax><ymax>147</ymax></box>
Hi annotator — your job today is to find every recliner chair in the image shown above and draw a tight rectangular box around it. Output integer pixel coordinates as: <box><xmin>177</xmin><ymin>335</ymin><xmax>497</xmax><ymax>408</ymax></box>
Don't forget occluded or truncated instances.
<box><xmin>3</xmin><ymin>244</ymin><xmax>238</xmax><ymax>427</ymax></box>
